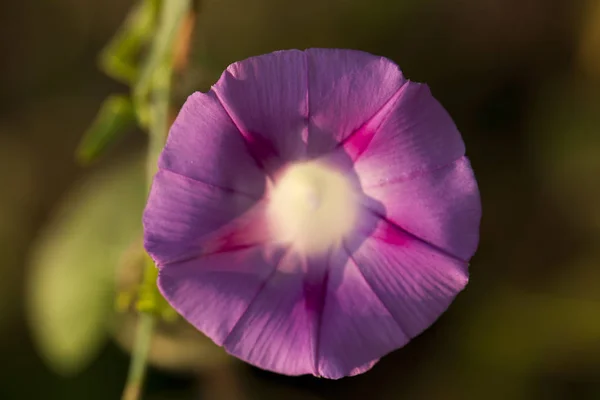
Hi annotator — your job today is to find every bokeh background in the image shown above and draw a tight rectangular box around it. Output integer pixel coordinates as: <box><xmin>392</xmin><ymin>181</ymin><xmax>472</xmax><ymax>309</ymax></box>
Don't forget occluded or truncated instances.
<box><xmin>1</xmin><ymin>0</ymin><xmax>599</xmax><ymax>399</ymax></box>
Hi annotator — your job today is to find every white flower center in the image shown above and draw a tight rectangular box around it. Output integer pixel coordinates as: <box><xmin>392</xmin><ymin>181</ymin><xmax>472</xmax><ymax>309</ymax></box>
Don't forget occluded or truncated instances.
<box><xmin>267</xmin><ymin>161</ymin><xmax>358</xmax><ymax>255</ymax></box>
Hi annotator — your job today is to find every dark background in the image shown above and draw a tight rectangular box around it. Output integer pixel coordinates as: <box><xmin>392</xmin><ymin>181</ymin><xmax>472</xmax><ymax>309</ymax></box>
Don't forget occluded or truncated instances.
<box><xmin>1</xmin><ymin>0</ymin><xmax>599</xmax><ymax>399</ymax></box>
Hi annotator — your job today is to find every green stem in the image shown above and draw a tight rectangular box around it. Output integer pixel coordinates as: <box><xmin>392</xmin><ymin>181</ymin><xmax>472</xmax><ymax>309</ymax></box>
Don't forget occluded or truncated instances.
<box><xmin>120</xmin><ymin>1</ymin><xmax>191</xmax><ymax>400</ymax></box>
<box><xmin>121</xmin><ymin>313</ymin><xmax>155</xmax><ymax>400</ymax></box>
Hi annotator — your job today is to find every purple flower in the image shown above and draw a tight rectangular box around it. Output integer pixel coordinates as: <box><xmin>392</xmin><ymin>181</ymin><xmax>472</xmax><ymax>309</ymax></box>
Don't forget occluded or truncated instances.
<box><xmin>143</xmin><ymin>49</ymin><xmax>481</xmax><ymax>379</ymax></box>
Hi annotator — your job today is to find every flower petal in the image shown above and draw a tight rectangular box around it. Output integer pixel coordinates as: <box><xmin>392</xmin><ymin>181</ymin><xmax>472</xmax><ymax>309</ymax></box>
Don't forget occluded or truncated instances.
<box><xmin>345</xmin><ymin>214</ymin><xmax>469</xmax><ymax>340</ymax></box>
<box><xmin>351</xmin><ymin>81</ymin><xmax>466</xmax><ymax>185</ymax></box>
<box><xmin>362</xmin><ymin>157</ymin><xmax>481</xmax><ymax>261</ymax></box>
<box><xmin>222</xmin><ymin>250</ymin><xmax>318</xmax><ymax>376</ymax></box>
<box><xmin>316</xmin><ymin>250</ymin><xmax>409</xmax><ymax>379</ymax></box>
<box><xmin>143</xmin><ymin>169</ymin><xmax>262</xmax><ymax>266</ymax></box>
<box><xmin>157</xmin><ymin>247</ymin><xmax>277</xmax><ymax>345</ymax></box>
<box><xmin>305</xmin><ymin>48</ymin><xmax>406</xmax><ymax>155</ymax></box>
<box><xmin>159</xmin><ymin>91</ymin><xmax>266</xmax><ymax>198</ymax></box>
<box><xmin>159</xmin><ymin>249</ymin><xmax>319</xmax><ymax>376</ymax></box>
<box><xmin>211</xmin><ymin>50</ymin><xmax>309</xmax><ymax>171</ymax></box>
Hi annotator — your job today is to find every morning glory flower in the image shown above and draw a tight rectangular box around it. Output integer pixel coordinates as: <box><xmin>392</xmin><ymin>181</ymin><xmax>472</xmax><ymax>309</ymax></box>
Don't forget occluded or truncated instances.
<box><xmin>143</xmin><ymin>48</ymin><xmax>481</xmax><ymax>379</ymax></box>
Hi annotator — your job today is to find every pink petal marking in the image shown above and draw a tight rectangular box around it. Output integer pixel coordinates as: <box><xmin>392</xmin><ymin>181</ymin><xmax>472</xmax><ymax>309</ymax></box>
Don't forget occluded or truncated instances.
<box><xmin>199</xmin><ymin>200</ymin><xmax>272</xmax><ymax>257</ymax></box>
<box><xmin>305</xmin><ymin>48</ymin><xmax>407</xmax><ymax>156</ymax></box>
<box><xmin>345</xmin><ymin>213</ymin><xmax>469</xmax><ymax>340</ymax></box>
<box><xmin>211</xmin><ymin>90</ymin><xmax>283</xmax><ymax>175</ymax></box>
<box><xmin>339</xmin><ymin>82</ymin><xmax>409</xmax><ymax>162</ymax></box>
<box><xmin>368</xmin><ymin>209</ymin><xmax>470</xmax><ymax>264</ymax></box>
<box><xmin>362</xmin><ymin>156</ymin><xmax>481</xmax><ymax>261</ymax></box>
<box><xmin>210</xmin><ymin>50</ymin><xmax>309</xmax><ymax>175</ymax></box>
<box><xmin>143</xmin><ymin>169</ymin><xmax>260</xmax><ymax>267</ymax></box>
<box><xmin>352</xmin><ymin>82</ymin><xmax>466</xmax><ymax>188</ymax></box>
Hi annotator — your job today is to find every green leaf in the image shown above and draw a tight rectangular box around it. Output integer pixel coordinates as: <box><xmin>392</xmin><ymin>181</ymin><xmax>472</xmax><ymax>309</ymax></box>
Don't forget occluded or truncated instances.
<box><xmin>26</xmin><ymin>155</ymin><xmax>146</xmax><ymax>376</ymax></box>
<box><xmin>76</xmin><ymin>95</ymin><xmax>137</xmax><ymax>164</ymax></box>
<box><xmin>98</xmin><ymin>0</ymin><xmax>160</xmax><ymax>84</ymax></box>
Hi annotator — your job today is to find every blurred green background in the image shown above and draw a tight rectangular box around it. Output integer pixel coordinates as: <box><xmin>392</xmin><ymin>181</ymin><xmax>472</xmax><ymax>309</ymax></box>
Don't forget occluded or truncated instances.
<box><xmin>1</xmin><ymin>0</ymin><xmax>599</xmax><ymax>399</ymax></box>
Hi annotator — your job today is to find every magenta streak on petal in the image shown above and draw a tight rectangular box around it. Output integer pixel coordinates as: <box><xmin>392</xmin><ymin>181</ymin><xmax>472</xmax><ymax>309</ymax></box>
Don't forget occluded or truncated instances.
<box><xmin>303</xmin><ymin>262</ymin><xmax>329</xmax><ymax>375</ymax></box>
<box><xmin>200</xmin><ymin>235</ymin><xmax>261</xmax><ymax>257</ymax></box>
<box><xmin>155</xmin><ymin>199</ymin><xmax>270</xmax><ymax>267</ymax></box>
<box><xmin>338</xmin><ymin>81</ymin><xmax>409</xmax><ymax>162</ymax></box>
<box><xmin>241</xmin><ymin>131</ymin><xmax>282</xmax><ymax>173</ymax></box>
<box><xmin>211</xmin><ymin>90</ymin><xmax>282</xmax><ymax>176</ymax></box>
<box><xmin>153</xmin><ymin>236</ymin><xmax>268</xmax><ymax>269</ymax></box>
<box><xmin>200</xmin><ymin>209</ymin><xmax>270</xmax><ymax>257</ymax></box>
<box><xmin>367</xmin><ymin>209</ymin><xmax>469</xmax><ymax>265</ymax></box>
<box><xmin>368</xmin><ymin>220</ymin><xmax>411</xmax><ymax>247</ymax></box>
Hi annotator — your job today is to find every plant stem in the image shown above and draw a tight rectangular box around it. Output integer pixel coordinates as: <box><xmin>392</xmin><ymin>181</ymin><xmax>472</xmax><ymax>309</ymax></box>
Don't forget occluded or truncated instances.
<box><xmin>120</xmin><ymin>1</ymin><xmax>192</xmax><ymax>400</ymax></box>
<box><xmin>121</xmin><ymin>313</ymin><xmax>155</xmax><ymax>400</ymax></box>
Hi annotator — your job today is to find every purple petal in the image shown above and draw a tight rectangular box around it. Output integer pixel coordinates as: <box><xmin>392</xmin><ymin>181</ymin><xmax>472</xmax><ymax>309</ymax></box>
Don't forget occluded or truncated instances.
<box><xmin>362</xmin><ymin>157</ymin><xmax>481</xmax><ymax>261</ymax></box>
<box><xmin>159</xmin><ymin>91</ymin><xmax>266</xmax><ymax>198</ymax></box>
<box><xmin>143</xmin><ymin>169</ymin><xmax>263</xmax><ymax>266</ymax></box>
<box><xmin>345</xmin><ymin>213</ymin><xmax>469</xmax><ymax>340</ymax></box>
<box><xmin>305</xmin><ymin>48</ymin><xmax>406</xmax><ymax>155</ymax></box>
<box><xmin>159</xmin><ymin>250</ymin><xmax>320</xmax><ymax>376</ymax></box>
<box><xmin>157</xmin><ymin>247</ymin><xmax>278</xmax><ymax>345</ymax></box>
<box><xmin>351</xmin><ymin>81</ymin><xmax>466</xmax><ymax>186</ymax></box>
<box><xmin>158</xmin><ymin>245</ymin><xmax>396</xmax><ymax>378</ymax></box>
<box><xmin>211</xmin><ymin>50</ymin><xmax>309</xmax><ymax>172</ymax></box>
<box><xmin>222</xmin><ymin>250</ymin><xmax>318</xmax><ymax>376</ymax></box>
<box><xmin>316</xmin><ymin>249</ymin><xmax>409</xmax><ymax>379</ymax></box>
